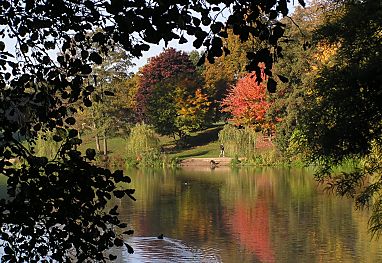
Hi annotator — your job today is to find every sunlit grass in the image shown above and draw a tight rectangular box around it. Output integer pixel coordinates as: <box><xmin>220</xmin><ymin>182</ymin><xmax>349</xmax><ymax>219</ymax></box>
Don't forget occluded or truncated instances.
<box><xmin>170</xmin><ymin>141</ymin><xmax>221</xmax><ymax>159</ymax></box>
<box><xmin>78</xmin><ymin>125</ymin><xmax>224</xmax><ymax>159</ymax></box>
<box><xmin>79</xmin><ymin>134</ymin><xmax>127</xmax><ymax>157</ymax></box>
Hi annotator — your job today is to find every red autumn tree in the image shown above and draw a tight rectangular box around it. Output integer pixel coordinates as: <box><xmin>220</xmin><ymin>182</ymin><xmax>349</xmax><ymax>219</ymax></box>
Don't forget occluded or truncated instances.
<box><xmin>135</xmin><ymin>48</ymin><xmax>212</xmax><ymax>138</ymax></box>
<box><xmin>135</xmin><ymin>48</ymin><xmax>196</xmax><ymax>122</ymax></box>
<box><xmin>221</xmin><ymin>70</ymin><xmax>270</xmax><ymax>129</ymax></box>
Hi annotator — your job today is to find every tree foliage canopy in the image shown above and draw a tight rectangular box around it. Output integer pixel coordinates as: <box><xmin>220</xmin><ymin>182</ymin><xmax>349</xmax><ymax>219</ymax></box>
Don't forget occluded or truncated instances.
<box><xmin>202</xmin><ymin>29</ymin><xmax>264</xmax><ymax>121</ymax></box>
<box><xmin>271</xmin><ymin>0</ymin><xmax>382</xmax><ymax>236</ymax></box>
<box><xmin>222</xmin><ymin>70</ymin><xmax>271</xmax><ymax>129</ymax></box>
<box><xmin>136</xmin><ymin>48</ymin><xmax>211</xmax><ymax>137</ymax></box>
<box><xmin>302</xmin><ymin>0</ymin><xmax>382</xmax><ymax>164</ymax></box>
<box><xmin>304</xmin><ymin>0</ymin><xmax>381</xmax><ymax>207</ymax></box>
<box><xmin>136</xmin><ymin>48</ymin><xmax>196</xmax><ymax>122</ymax></box>
<box><xmin>267</xmin><ymin>2</ymin><xmax>323</xmax><ymax>156</ymax></box>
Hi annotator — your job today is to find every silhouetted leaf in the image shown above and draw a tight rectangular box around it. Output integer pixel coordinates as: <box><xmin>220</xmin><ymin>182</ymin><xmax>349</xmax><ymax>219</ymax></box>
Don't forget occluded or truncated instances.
<box><xmin>65</xmin><ymin>117</ymin><xmax>76</xmax><ymax>125</ymax></box>
<box><xmin>68</xmin><ymin>129</ymin><xmax>78</xmax><ymax>138</ymax></box>
<box><xmin>125</xmin><ymin>189</ymin><xmax>136</xmax><ymax>201</ymax></box>
<box><xmin>218</xmin><ymin>30</ymin><xmax>228</xmax><ymax>38</ymax></box>
<box><xmin>114</xmin><ymin>238</ymin><xmax>124</xmax><ymax>247</ymax></box>
<box><xmin>269</xmin><ymin>10</ymin><xmax>278</xmax><ymax>20</ymax></box>
<box><xmin>192</xmin><ymin>17</ymin><xmax>200</xmax><ymax>27</ymax></box>
<box><xmin>193</xmin><ymin>37</ymin><xmax>204</xmax><ymax>49</ymax></box>
<box><xmin>272</xmin><ymin>24</ymin><xmax>285</xmax><ymax>39</ymax></box>
<box><xmin>74</xmin><ymin>32</ymin><xmax>85</xmax><ymax>42</ymax></box>
<box><xmin>211</xmin><ymin>22</ymin><xmax>223</xmax><ymax>34</ymax></box>
<box><xmin>179</xmin><ymin>35</ymin><xmax>187</xmax><ymax>44</ymax></box>
<box><xmin>298</xmin><ymin>0</ymin><xmax>306</xmax><ymax>7</ymax></box>
<box><xmin>81</xmin><ymin>64</ymin><xmax>92</xmax><ymax>74</ymax></box>
<box><xmin>2</xmin><ymin>255</ymin><xmax>14</xmax><ymax>261</ymax></box>
<box><xmin>42</xmin><ymin>56</ymin><xmax>50</xmax><ymax>65</ymax></box>
<box><xmin>109</xmin><ymin>205</ymin><xmax>119</xmax><ymax>215</ymax></box>
<box><xmin>113</xmin><ymin>190</ymin><xmax>125</xmax><ymax>198</ymax></box>
<box><xmin>120</xmin><ymin>175</ymin><xmax>131</xmax><ymax>183</ymax></box>
<box><xmin>4</xmin><ymin>246</ymin><xmax>13</xmax><ymax>255</ymax></box>
<box><xmin>277</xmin><ymin>74</ymin><xmax>289</xmax><ymax>83</ymax></box>
<box><xmin>223</xmin><ymin>46</ymin><xmax>230</xmax><ymax>55</ymax></box>
<box><xmin>89</xmin><ymin>52</ymin><xmax>103</xmax><ymax>64</ymax></box>
<box><xmin>118</xmin><ymin>223</ymin><xmax>127</xmax><ymax>228</ymax></box>
<box><xmin>86</xmin><ymin>148</ymin><xmax>96</xmax><ymax>160</ymax></box>
<box><xmin>197</xmin><ymin>53</ymin><xmax>206</xmax><ymax>66</ymax></box>
<box><xmin>81</xmin><ymin>50</ymin><xmax>89</xmax><ymax>59</ymax></box>
<box><xmin>201</xmin><ymin>16</ymin><xmax>211</xmax><ymax>26</ymax></box>
<box><xmin>277</xmin><ymin>0</ymin><xmax>288</xmax><ymax>16</ymax></box>
<box><xmin>84</xmin><ymin>97</ymin><xmax>92</xmax><ymax>107</ymax></box>
<box><xmin>123</xmin><ymin>230</ymin><xmax>134</xmax><ymax>235</ymax></box>
<box><xmin>20</xmin><ymin>43</ymin><xmax>28</xmax><ymax>53</ymax></box>
<box><xmin>267</xmin><ymin>78</ymin><xmax>277</xmax><ymax>93</ymax></box>
<box><xmin>53</xmin><ymin>134</ymin><xmax>63</xmax><ymax>142</ymax></box>
<box><xmin>124</xmin><ymin>243</ymin><xmax>134</xmax><ymax>254</ymax></box>
<box><xmin>33</xmin><ymin>123</ymin><xmax>41</xmax><ymax>131</ymax></box>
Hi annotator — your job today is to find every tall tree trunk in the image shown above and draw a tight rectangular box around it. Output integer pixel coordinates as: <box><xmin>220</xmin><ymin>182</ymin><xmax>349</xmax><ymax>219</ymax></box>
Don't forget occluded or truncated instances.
<box><xmin>103</xmin><ymin>130</ymin><xmax>108</xmax><ymax>156</ymax></box>
<box><xmin>91</xmin><ymin>111</ymin><xmax>101</xmax><ymax>153</ymax></box>
<box><xmin>95</xmin><ymin>134</ymin><xmax>101</xmax><ymax>153</ymax></box>
<box><xmin>93</xmin><ymin>121</ymin><xmax>100</xmax><ymax>153</ymax></box>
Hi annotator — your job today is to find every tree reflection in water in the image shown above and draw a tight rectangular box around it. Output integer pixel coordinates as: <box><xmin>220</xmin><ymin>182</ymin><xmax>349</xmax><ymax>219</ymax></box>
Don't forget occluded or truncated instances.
<box><xmin>107</xmin><ymin>167</ymin><xmax>382</xmax><ymax>263</ymax></box>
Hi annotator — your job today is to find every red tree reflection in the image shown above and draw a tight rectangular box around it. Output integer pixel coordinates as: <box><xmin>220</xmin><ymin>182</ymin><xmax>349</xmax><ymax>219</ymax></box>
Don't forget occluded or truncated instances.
<box><xmin>227</xmin><ymin>174</ymin><xmax>275</xmax><ymax>263</ymax></box>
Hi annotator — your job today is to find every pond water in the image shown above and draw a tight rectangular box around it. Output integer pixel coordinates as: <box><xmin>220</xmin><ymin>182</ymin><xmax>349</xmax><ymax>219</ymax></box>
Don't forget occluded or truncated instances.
<box><xmin>112</xmin><ymin>167</ymin><xmax>382</xmax><ymax>263</ymax></box>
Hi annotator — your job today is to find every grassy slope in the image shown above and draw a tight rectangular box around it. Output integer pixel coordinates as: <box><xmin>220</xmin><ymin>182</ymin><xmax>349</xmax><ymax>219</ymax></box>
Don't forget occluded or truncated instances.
<box><xmin>171</xmin><ymin>140</ymin><xmax>221</xmax><ymax>159</ymax></box>
<box><xmin>79</xmin><ymin>125</ymin><xmax>224</xmax><ymax>160</ymax></box>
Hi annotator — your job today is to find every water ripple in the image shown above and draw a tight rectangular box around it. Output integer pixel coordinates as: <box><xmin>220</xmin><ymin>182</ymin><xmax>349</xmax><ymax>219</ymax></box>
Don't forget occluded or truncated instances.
<box><xmin>121</xmin><ymin>236</ymin><xmax>222</xmax><ymax>263</ymax></box>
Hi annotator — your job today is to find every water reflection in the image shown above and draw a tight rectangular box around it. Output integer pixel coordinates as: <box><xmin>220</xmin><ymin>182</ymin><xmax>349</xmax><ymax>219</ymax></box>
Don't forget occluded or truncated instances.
<box><xmin>1</xmin><ymin>167</ymin><xmax>379</xmax><ymax>262</ymax></box>
<box><xmin>113</xmin><ymin>167</ymin><xmax>382</xmax><ymax>262</ymax></box>
<box><xmin>122</xmin><ymin>237</ymin><xmax>222</xmax><ymax>263</ymax></box>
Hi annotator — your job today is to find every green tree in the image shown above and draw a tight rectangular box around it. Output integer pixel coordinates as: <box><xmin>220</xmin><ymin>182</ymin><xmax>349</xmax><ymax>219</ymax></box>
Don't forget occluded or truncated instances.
<box><xmin>137</xmin><ymin>48</ymin><xmax>211</xmax><ymax>139</ymax></box>
<box><xmin>188</xmin><ymin>50</ymin><xmax>205</xmax><ymax>76</ymax></box>
<box><xmin>111</xmin><ymin>74</ymin><xmax>141</xmax><ymax>136</ymax></box>
<box><xmin>145</xmin><ymin>80</ymin><xmax>179</xmax><ymax>136</ymax></box>
<box><xmin>125</xmin><ymin>123</ymin><xmax>161</xmax><ymax>166</ymax></box>
<box><xmin>268</xmin><ymin>2</ymin><xmax>324</xmax><ymax>157</ymax></box>
<box><xmin>77</xmin><ymin>46</ymin><xmax>133</xmax><ymax>155</ymax></box>
<box><xmin>34</xmin><ymin>131</ymin><xmax>61</xmax><ymax>159</ymax></box>
<box><xmin>218</xmin><ymin>124</ymin><xmax>257</xmax><ymax>158</ymax></box>
<box><xmin>296</xmin><ymin>0</ymin><xmax>382</xmax><ymax>236</ymax></box>
<box><xmin>175</xmin><ymin>85</ymin><xmax>212</xmax><ymax>135</ymax></box>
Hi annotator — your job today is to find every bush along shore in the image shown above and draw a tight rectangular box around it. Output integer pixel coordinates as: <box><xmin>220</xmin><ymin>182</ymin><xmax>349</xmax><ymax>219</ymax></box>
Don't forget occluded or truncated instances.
<box><xmin>69</xmin><ymin>123</ymin><xmax>307</xmax><ymax>170</ymax></box>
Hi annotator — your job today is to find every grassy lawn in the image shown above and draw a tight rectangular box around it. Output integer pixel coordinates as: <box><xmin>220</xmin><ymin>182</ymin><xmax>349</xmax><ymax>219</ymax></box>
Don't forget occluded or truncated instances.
<box><xmin>169</xmin><ymin>140</ymin><xmax>221</xmax><ymax>159</ymax></box>
<box><xmin>79</xmin><ymin>133</ymin><xmax>128</xmax><ymax>157</ymax></box>
<box><xmin>78</xmin><ymin>124</ymin><xmax>224</xmax><ymax>159</ymax></box>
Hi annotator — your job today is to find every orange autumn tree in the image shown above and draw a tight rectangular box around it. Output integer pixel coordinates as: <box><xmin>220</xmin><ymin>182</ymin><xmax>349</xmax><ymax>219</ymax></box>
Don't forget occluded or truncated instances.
<box><xmin>176</xmin><ymin>87</ymin><xmax>211</xmax><ymax>135</ymax></box>
<box><xmin>222</xmin><ymin>70</ymin><xmax>271</xmax><ymax>129</ymax></box>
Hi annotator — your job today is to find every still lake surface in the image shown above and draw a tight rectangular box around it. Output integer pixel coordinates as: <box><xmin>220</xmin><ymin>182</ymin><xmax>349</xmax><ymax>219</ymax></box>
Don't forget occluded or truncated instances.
<box><xmin>112</xmin><ymin>167</ymin><xmax>382</xmax><ymax>263</ymax></box>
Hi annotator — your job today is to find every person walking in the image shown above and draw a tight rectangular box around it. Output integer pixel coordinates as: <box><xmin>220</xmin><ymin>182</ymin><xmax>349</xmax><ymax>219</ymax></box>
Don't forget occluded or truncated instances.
<box><xmin>219</xmin><ymin>144</ymin><xmax>225</xmax><ymax>157</ymax></box>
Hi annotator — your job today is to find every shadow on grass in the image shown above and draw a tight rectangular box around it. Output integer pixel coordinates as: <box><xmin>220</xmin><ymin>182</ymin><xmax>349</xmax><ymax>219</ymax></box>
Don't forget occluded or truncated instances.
<box><xmin>177</xmin><ymin>151</ymin><xmax>210</xmax><ymax>159</ymax></box>
<box><xmin>187</xmin><ymin>126</ymin><xmax>223</xmax><ymax>147</ymax></box>
<box><xmin>163</xmin><ymin>124</ymin><xmax>224</xmax><ymax>154</ymax></box>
